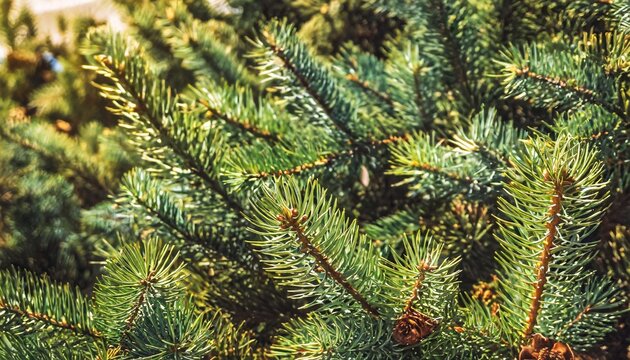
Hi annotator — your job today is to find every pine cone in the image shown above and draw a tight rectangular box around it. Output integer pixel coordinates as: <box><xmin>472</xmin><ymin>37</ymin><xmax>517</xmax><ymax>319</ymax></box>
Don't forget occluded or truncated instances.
<box><xmin>392</xmin><ymin>308</ymin><xmax>438</xmax><ymax>346</ymax></box>
<box><xmin>519</xmin><ymin>334</ymin><xmax>575</xmax><ymax>360</ymax></box>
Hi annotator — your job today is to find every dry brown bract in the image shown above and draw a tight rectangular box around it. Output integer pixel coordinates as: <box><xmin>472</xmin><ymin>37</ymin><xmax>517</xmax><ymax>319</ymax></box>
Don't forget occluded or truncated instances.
<box><xmin>519</xmin><ymin>333</ymin><xmax>575</xmax><ymax>360</ymax></box>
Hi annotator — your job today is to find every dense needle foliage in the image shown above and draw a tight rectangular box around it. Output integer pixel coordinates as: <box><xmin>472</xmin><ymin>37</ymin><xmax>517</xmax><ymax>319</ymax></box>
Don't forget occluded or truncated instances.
<box><xmin>0</xmin><ymin>0</ymin><xmax>629</xmax><ymax>359</ymax></box>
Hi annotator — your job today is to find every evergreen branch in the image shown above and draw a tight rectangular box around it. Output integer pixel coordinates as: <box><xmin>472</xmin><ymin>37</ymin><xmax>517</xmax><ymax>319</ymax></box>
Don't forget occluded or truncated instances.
<box><xmin>279</xmin><ymin>207</ymin><xmax>380</xmax><ymax>318</ymax></box>
<box><xmin>120</xmin><ymin>269</ymin><xmax>155</xmax><ymax>345</ymax></box>
<box><xmin>248</xmin><ymin>178</ymin><xmax>383</xmax><ymax>316</ymax></box>
<box><xmin>385</xmin><ymin>43</ymin><xmax>437</xmax><ymax>128</ymax></box>
<box><xmin>388</xmin><ymin>133</ymin><xmax>497</xmax><ymax>199</ymax></box>
<box><xmin>498</xmin><ymin>44</ymin><xmax>627</xmax><ymax>121</ymax></box>
<box><xmin>120</xmin><ymin>168</ymin><xmax>258</xmax><ymax>269</ymax></box>
<box><xmin>450</xmin><ymin>107</ymin><xmax>526</xmax><ymax>168</ymax></box>
<box><xmin>540</xmin><ymin>277</ymin><xmax>625</xmax><ymax>351</ymax></box>
<box><xmin>522</xmin><ymin>169</ymin><xmax>572</xmax><ymax>339</ymax></box>
<box><xmin>345</xmin><ymin>73</ymin><xmax>395</xmax><ymax>108</ymax></box>
<box><xmin>430</xmin><ymin>0</ymin><xmax>473</xmax><ymax>103</ymax></box>
<box><xmin>191</xmin><ymin>84</ymin><xmax>284</xmax><ymax>143</ymax></box>
<box><xmin>201</xmin><ymin>99</ymin><xmax>278</xmax><ymax>142</ymax></box>
<box><xmin>513</xmin><ymin>66</ymin><xmax>627</xmax><ymax>120</ymax></box>
<box><xmin>494</xmin><ymin>134</ymin><xmax>613</xmax><ymax>347</ymax></box>
<box><xmin>380</xmin><ymin>233</ymin><xmax>460</xmax><ymax>320</ymax></box>
<box><xmin>0</xmin><ymin>121</ymin><xmax>111</xmax><ymax>197</ymax></box>
<box><xmin>403</xmin><ymin>262</ymin><xmax>435</xmax><ymax>313</ymax></box>
<box><xmin>265</xmin><ymin>38</ymin><xmax>354</xmax><ymax>139</ymax></box>
<box><xmin>269</xmin><ymin>313</ymin><xmax>394</xmax><ymax>358</ymax></box>
<box><xmin>83</xmin><ymin>31</ymin><xmax>244</xmax><ymax>214</ymax></box>
<box><xmin>0</xmin><ymin>267</ymin><xmax>101</xmax><ymax>340</ymax></box>
<box><xmin>253</xmin><ymin>20</ymin><xmax>360</xmax><ymax>140</ymax></box>
<box><xmin>248</xmin><ymin>134</ymin><xmax>407</xmax><ymax>179</ymax></box>
<box><xmin>162</xmin><ymin>14</ymin><xmax>257</xmax><ymax>88</ymax></box>
<box><xmin>94</xmin><ymin>238</ymin><xmax>186</xmax><ymax>343</ymax></box>
<box><xmin>2</xmin><ymin>305</ymin><xmax>97</xmax><ymax>339</ymax></box>
<box><xmin>125</xmin><ymin>298</ymin><xmax>215</xmax><ymax>359</ymax></box>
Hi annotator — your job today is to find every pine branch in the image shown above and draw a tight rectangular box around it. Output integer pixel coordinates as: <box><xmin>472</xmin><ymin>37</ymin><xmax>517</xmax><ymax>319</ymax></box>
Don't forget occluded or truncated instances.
<box><xmin>253</xmin><ymin>19</ymin><xmax>360</xmax><ymax>141</ymax></box>
<box><xmin>94</xmin><ymin>238</ymin><xmax>186</xmax><ymax>344</ymax></box>
<box><xmin>522</xmin><ymin>168</ymin><xmax>570</xmax><ymax>339</ymax></box>
<box><xmin>192</xmin><ymin>85</ymin><xmax>283</xmax><ymax>143</ymax></box>
<box><xmin>248</xmin><ymin>178</ymin><xmax>382</xmax><ymax>316</ymax></box>
<box><xmin>494</xmin><ymin>134</ymin><xmax>616</xmax><ymax>347</ymax></box>
<box><xmin>279</xmin><ymin>207</ymin><xmax>380</xmax><ymax>317</ymax></box>
<box><xmin>244</xmin><ymin>135</ymin><xmax>407</xmax><ymax>180</ymax></box>
<box><xmin>0</xmin><ymin>267</ymin><xmax>101</xmax><ymax>342</ymax></box>
<box><xmin>83</xmin><ymin>31</ymin><xmax>244</xmax><ymax>214</ymax></box>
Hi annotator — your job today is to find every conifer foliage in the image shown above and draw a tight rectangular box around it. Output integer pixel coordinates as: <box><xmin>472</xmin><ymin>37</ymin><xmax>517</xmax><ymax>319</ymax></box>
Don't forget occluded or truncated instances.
<box><xmin>1</xmin><ymin>0</ymin><xmax>629</xmax><ymax>358</ymax></box>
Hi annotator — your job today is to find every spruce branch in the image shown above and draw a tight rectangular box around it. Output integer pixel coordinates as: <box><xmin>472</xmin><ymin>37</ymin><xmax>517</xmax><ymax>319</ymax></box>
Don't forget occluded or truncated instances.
<box><xmin>345</xmin><ymin>73</ymin><xmax>395</xmax><ymax>108</ymax></box>
<box><xmin>124</xmin><ymin>298</ymin><xmax>214</xmax><ymax>359</ymax></box>
<box><xmin>380</xmin><ymin>233</ymin><xmax>460</xmax><ymax>322</ymax></box>
<box><xmin>0</xmin><ymin>111</ymin><xmax>112</xmax><ymax>198</ymax></box>
<box><xmin>450</xmin><ymin>107</ymin><xmax>526</xmax><ymax>167</ymax></box>
<box><xmin>119</xmin><ymin>168</ymin><xmax>251</xmax><ymax>266</ymax></box>
<box><xmin>498</xmin><ymin>44</ymin><xmax>628</xmax><ymax>121</ymax></box>
<box><xmin>388</xmin><ymin>132</ymin><xmax>497</xmax><ymax>199</ymax></box>
<box><xmin>269</xmin><ymin>313</ymin><xmax>393</xmax><ymax>358</ymax></box>
<box><xmin>248</xmin><ymin>178</ymin><xmax>382</xmax><ymax>316</ymax></box>
<box><xmin>278</xmin><ymin>206</ymin><xmax>380</xmax><ymax>318</ymax></box>
<box><xmin>429</xmin><ymin>0</ymin><xmax>473</xmax><ymax>103</ymax></box>
<box><xmin>241</xmin><ymin>135</ymin><xmax>407</xmax><ymax>180</ymax></box>
<box><xmin>494</xmin><ymin>134</ymin><xmax>617</xmax><ymax>347</ymax></box>
<box><xmin>191</xmin><ymin>85</ymin><xmax>284</xmax><ymax>143</ymax></box>
<box><xmin>93</xmin><ymin>238</ymin><xmax>186</xmax><ymax>344</ymax></box>
<box><xmin>514</xmin><ymin>66</ymin><xmax>626</xmax><ymax>120</ymax></box>
<box><xmin>252</xmin><ymin>19</ymin><xmax>361</xmax><ymax>140</ymax></box>
<box><xmin>162</xmin><ymin>13</ymin><xmax>258</xmax><ymax>88</ymax></box>
<box><xmin>521</xmin><ymin>166</ymin><xmax>571</xmax><ymax>339</ymax></box>
<box><xmin>384</xmin><ymin>42</ymin><xmax>438</xmax><ymax>129</ymax></box>
<box><xmin>83</xmin><ymin>31</ymin><xmax>244</xmax><ymax>214</ymax></box>
<box><xmin>0</xmin><ymin>267</ymin><xmax>101</xmax><ymax>341</ymax></box>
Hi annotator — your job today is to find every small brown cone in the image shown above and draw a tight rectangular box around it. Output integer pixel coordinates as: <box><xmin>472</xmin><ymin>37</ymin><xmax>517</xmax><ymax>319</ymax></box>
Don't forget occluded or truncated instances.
<box><xmin>392</xmin><ymin>308</ymin><xmax>438</xmax><ymax>346</ymax></box>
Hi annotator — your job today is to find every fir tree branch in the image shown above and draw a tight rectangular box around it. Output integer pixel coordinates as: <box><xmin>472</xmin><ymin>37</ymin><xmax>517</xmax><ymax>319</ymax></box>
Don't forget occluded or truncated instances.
<box><xmin>198</xmin><ymin>98</ymin><xmax>279</xmax><ymax>142</ymax></box>
<box><xmin>120</xmin><ymin>269</ymin><xmax>156</xmax><ymax>346</ymax></box>
<box><xmin>523</xmin><ymin>171</ymin><xmax>573</xmax><ymax>339</ymax></box>
<box><xmin>513</xmin><ymin>66</ymin><xmax>627</xmax><ymax>120</ymax></box>
<box><xmin>257</xmin><ymin>21</ymin><xmax>359</xmax><ymax>140</ymax></box>
<box><xmin>248</xmin><ymin>134</ymin><xmax>408</xmax><ymax>179</ymax></box>
<box><xmin>278</xmin><ymin>208</ymin><xmax>381</xmax><ymax>318</ymax></box>
<box><xmin>1</xmin><ymin>302</ymin><xmax>102</xmax><ymax>340</ymax></box>
<box><xmin>431</xmin><ymin>0</ymin><xmax>473</xmax><ymax>103</ymax></box>
<box><xmin>90</xmin><ymin>47</ymin><xmax>244</xmax><ymax>214</ymax></box>
<box><xmin>345</xmin><ymin>73</ymin><xmax>395</xmax><ymax>108</ymax></box>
